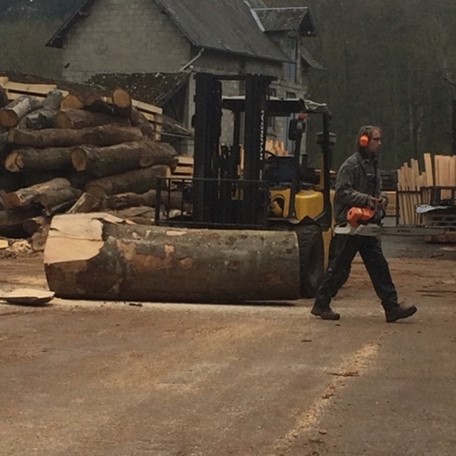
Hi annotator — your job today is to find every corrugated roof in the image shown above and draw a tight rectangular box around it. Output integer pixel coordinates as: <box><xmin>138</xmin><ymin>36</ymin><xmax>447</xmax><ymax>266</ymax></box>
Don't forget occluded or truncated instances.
<box><xmin>251</xmin><ymin>7</ymin><xmax>316</xmax><ymax>36</ymax></box>
<box><xmin>47</xmin><ymin>0</ymin><xmax>291</xmax><ymax>62</ymax></box>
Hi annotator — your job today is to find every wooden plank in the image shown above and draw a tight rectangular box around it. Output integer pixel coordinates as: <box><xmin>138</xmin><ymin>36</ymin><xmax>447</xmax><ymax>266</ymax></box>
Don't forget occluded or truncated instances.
<box><xmin>177</xmin><ymin>156</ymin><xmax>194</xmax><ymax>165</ymax></box>
<box><xmin>0</xmin><ymin>76</ymin><xmax>9</xmax><ymax>85</ymax></box>
<box><xmin>451</xmin><ymin>156</ymin><xmax>456</xmax><ymax>185</ymax></box>
<box><xmin>423</xmin><ymin>153</ymin><xmax>434</xmax><ymax>186</ymax></box>
<box><xmin>132</xmin><ymin>99</ymin><xmax>162</xmax><ymax>115</ymax></box>
<box><xmin>6</xmin><ymin>90</ymin><xmax>69</xmax><ymax>102</ymax></box>
<box><xmin>3</xmin><ymin>81</ymin><xmax>57</xmax><ymax>94</ymax></box>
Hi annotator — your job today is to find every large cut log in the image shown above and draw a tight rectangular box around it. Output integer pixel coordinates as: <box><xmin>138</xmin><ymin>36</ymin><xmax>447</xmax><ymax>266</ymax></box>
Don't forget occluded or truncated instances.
<box><xmin>55</xmin><ymin>108</ymin><xmax>131</xmax><ymax>130</ymax></box>
<box><xmin>44</xmin><ymin>213</ymin><xmax>300</xmax><ymax>302</ymax></box>
<box><xmin>5</xmin><ymin>147</ymin><xmax>74</xmax><ymax>172</ymax></box>
<box><xmin>85</xmin><ymin>164</ymin><xmax>169</xmax><ymax>198</ymax></box>
<box><xmin>71</xmin><ymin>139</ymin><xmax>177</xmax><ymax>177</ymax></box>
<box><xmin>8</xmin><ymin>124</ymin><xmax>144</xmax><ymax>148</ymax></box>
<box><xmin>5</xmin><ymin>177</ymin><xmax>71</xmax><ymax>208</ymax></box>
<box><xmin>104</xmin><ymin>188</ymin><xmax>183</xmax><ymax>210</ymax></box>
<box><xmin>0</xmin><ymin>95</ymin><xmax>42</xmax><ymax>128</ymax></box>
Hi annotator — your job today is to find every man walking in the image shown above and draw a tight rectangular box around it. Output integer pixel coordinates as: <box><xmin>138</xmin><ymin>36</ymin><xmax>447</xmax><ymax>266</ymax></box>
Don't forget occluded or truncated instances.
<box><xmin>311</xmin><ymin>125</ymin><xmax>417</xmax><ymax>322</ymax></box>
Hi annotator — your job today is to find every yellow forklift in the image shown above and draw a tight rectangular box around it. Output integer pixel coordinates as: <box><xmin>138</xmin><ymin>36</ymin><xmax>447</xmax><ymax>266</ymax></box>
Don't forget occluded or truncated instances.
<box><xmin>155</xmin><ymin>72</ymin><xmax>336</xmax><ymax>299</ymax></box>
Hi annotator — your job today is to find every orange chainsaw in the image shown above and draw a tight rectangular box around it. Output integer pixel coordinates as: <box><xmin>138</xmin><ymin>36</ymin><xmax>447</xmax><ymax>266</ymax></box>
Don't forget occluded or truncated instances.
<box><xmin>335</xmin><ymin>206</ymin><xmax>444</xmax><ymax>237</ymax></box>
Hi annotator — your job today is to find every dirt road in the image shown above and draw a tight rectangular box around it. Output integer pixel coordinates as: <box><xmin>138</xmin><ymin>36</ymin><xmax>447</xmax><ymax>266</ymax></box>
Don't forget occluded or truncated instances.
<box><xmin>0</xmin><ymin>242</ymin><xmax>455</xmax><ymax>456</ymax></box>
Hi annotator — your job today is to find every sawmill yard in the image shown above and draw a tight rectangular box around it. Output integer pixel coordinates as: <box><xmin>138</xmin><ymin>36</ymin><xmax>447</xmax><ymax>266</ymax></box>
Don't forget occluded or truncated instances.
<box><xmin>0</xmin><ymin>238</ymin><xmax>455</xmax><ymax>456</ymax></box>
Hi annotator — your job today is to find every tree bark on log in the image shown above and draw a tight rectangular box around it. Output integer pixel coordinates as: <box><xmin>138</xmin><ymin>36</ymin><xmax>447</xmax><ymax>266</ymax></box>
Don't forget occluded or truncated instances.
<box><xmin>0</xmin><ymin>95</ymin><xmax>42</xmax><ymax>128</ymax></box>
<box><xmin>85</xmin><ymin>165</ymin><xmax>169</xmax><ymax>198</ymax></box>
<box><xmin>44</xmin><ymin>213</ymin><xmax>300</xmax><ymax>302</ymax></box>
<box><xmin>5</xmin><ymin>147</ymin><xmax>74</xmax><ymax>172</ymax></box>
<box><xmin>5</xmin><ymin>177</ymin><xmax>71</xmax><ymax>208</ymax></box>
<box><xmin>71</xmin><ymin>139</ymin><xmax>177</xmax><ymax>176</ymax></box>
<box><xmin>55</xmin><ymin>108</ymin><xmax>131</xmax><ymax>130</ymax></box>
<box><xmin>23</xmin><ymin>90</ymin><xmax>63</xmax><ymax>130</ymax></box>
<box><xmin>8</xmin><ymin>125</ymin><xmax>144</xmax><ymax>148</ymax></box>
<box><xmin>24</xmin><ymin>108</ymin><xmax>58</xmax><ymax>130</ymax></box>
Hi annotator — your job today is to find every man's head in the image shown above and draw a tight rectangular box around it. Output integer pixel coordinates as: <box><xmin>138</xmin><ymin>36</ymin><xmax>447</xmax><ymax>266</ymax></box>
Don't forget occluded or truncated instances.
<box><xmin>356</xmin><ymin>125</ymin><xmax>382</xmax><ymax>157</ymax></box>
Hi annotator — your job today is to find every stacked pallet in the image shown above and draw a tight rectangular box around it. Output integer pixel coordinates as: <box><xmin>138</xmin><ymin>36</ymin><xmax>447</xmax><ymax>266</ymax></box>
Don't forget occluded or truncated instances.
<box><xmin>0</xmin><ymin>77</ymin><xmax>178</xmax><ymax>250</ymax></box>
<box><xmin>397</xmin><ymin>153</ymin><xmax>456</xmax><ymax>225</ymax></box>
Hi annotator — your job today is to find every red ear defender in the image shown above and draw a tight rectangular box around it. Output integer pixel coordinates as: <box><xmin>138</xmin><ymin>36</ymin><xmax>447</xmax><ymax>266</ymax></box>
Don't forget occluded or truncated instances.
<box><xmin>359</xmin><ymin>134</ymin><xmax>369</xmax><ymax>147</ymax></box>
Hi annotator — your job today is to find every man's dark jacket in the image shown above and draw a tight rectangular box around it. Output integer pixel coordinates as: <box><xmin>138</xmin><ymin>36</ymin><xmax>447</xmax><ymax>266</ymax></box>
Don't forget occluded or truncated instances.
<box><xmin>333</xmin><ymin>151</ymin><xmax>383</xmax><ymax>224</ymax></box>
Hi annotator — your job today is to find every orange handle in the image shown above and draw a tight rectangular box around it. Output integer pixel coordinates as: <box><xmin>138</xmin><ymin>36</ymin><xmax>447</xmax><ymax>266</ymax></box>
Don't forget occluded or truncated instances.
<box><xmin>347</xmin><ymin>207</ymin><xmax>375</xmax><ymax>227</ymax></box>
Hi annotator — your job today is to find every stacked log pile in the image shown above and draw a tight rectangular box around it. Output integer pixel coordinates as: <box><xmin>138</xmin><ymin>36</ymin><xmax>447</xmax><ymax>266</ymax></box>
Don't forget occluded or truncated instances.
<box><xmin>0</xmin><ymin>77</ymin><xmax>178</xmax><ymax>252</ymax></box>
<box><xmin>397</xmin><ymin>153</ymin><xmax>456</xmax><ymax>225</ymax></box>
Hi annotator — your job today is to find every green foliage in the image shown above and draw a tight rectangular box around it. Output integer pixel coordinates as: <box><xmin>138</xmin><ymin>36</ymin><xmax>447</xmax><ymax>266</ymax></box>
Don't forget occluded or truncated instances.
<box><xmin>268</xmin><ymin>0</ymin><xmax>456</xmax><ymax>169</ymax></box>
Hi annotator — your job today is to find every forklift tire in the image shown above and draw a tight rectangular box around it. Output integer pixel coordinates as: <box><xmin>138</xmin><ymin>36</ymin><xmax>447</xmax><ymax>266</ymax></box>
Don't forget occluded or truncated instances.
<box><xmin>295</xmin><ymin>224</ymin><xmax>325</xmax><ymax>298</ymax></box>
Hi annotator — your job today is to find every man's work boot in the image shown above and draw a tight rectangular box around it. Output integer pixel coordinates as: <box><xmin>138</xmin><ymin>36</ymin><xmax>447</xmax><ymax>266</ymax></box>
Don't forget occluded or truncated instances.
<box><xmin>311</xmin><ymin>305</ymin><xmax>340</xmax><ymax>320</ymax></box>
<box><xmin>384</xmin><ymin>304</ymin><xmax>417</xmax><ymax>323</ymax></box>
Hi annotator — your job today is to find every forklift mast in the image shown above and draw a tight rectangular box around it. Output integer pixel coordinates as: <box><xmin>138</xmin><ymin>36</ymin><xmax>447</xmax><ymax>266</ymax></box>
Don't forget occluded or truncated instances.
<box><xmin>192</xmin><ymin>73</ymin><xmax>274</xmax><ymax>226</ymax></box>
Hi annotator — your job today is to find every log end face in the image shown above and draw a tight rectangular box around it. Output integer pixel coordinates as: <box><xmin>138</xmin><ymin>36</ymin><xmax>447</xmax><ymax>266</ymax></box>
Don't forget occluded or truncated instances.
<box><xmin>71</xmin><ymin>148</ymin><xmax>88</xmax><ymax>171</ymax></box>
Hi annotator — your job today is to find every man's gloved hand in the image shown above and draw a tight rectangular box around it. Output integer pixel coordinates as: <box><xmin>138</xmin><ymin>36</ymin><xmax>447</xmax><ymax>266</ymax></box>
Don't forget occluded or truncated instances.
<box><xmin>377</xmin><ymin>195</ymin><xmax>388</xmax><ymax>209</ymax></box>
<box><xmin>367</xmin><ymin>195</ymin><xmax>388</xmax><ymax>209</ymax></box>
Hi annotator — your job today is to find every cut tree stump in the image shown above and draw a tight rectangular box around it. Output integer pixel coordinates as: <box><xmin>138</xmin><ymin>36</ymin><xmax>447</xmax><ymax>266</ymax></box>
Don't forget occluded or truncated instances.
<box><xmin>8</xmin><ymin>125</ymin><xmax>144</xmax><ymax>148</ymax></box>
<box><xmin>44</xmin><ymin>213</ymin><xmax>300</xmax><ymax>302</ymax></box>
